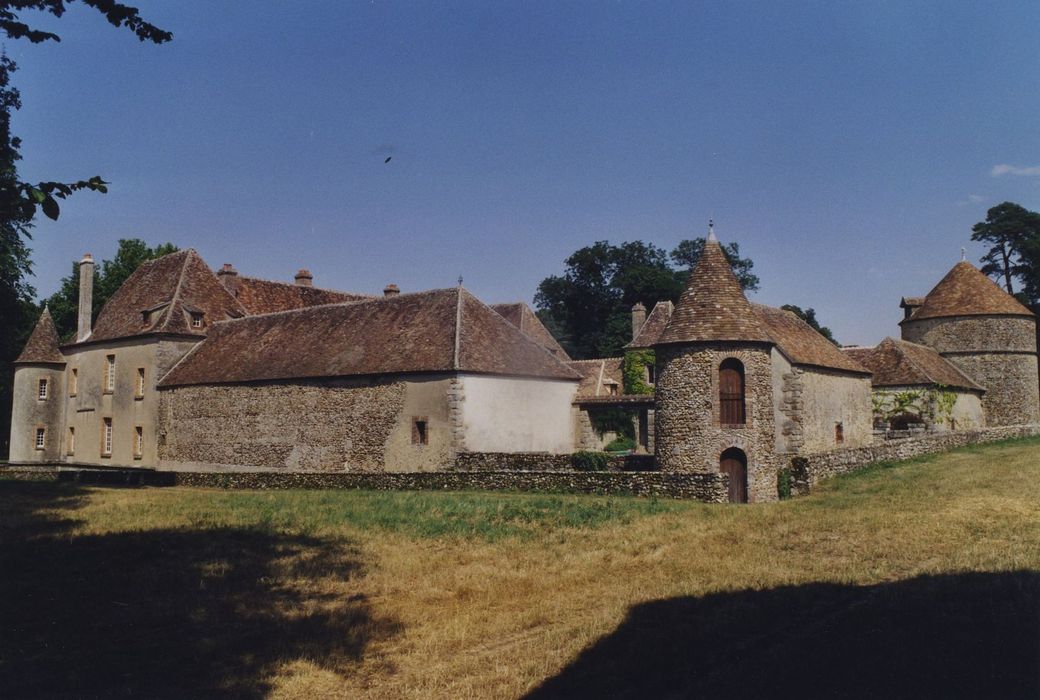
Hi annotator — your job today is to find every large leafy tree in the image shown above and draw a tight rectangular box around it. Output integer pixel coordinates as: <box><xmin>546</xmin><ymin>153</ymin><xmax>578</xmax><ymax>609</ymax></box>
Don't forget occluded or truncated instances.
<box><xmin>46</xmin><ymin>238</ymin><xmax>178</xmax><ymax>340</ymax></box>
<box><xmin>971</xmin><ymin>202</ymin><xmax>1040</xmax><ymax>295</ymax></box>
<box><xmin>535</xmin><ymin>238</ymin><xmax>758</xmax><ymax>359</ymax></box>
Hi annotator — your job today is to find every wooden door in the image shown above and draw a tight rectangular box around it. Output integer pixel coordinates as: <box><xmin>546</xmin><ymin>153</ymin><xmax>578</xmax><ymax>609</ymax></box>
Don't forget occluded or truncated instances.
<box><xmin>720</xmin><ymin>449</ymin><xmax>748</xmax><ymax>503</ymax></box>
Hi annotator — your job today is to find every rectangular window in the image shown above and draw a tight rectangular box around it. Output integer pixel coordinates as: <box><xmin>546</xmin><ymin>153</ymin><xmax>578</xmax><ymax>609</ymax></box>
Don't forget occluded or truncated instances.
<box><xmin>105</xmin><ymin>355</ymin><xmax>116</xmax><ymax>394</ymax></box>
<box><xmin>102</xmin><ymin>418</ymin><xmax>113</xmax><ymax>457</ymax></box>
<box><xmin>191</xmin><ymin>313</ymin><xmax>204</xmax><ymax>328</ymax></box>
<box><xmin>35</xmin><ymin>427</ymin><xmax>45</xmax><ymax>450</ymax></box>
<box><xmin>134</xmin><ymin>426</ymin><xmax>143</xmax><ymax>459</ymax></box>
<box><xmin>67</xmin><ymin>427</ymin><xmax>75</xmax><ymax>456</ymax></box>
<box><xmin>135</xmin><ymin>368</ymin><xmax>146</xmax><ymax>399</ymax></box>
<box><xmin>412</xmin><ymin>417</ymin><xmax>429</xmax><ymax>445</ymax></box>
<box><xmin>38</xmin><ymin>378</ymin><xmax>48</xmax><ymax>400</ymax></box>
<box><xmin>69</xmin><ymin>368</ymin><xmax>78</xmax><ymax>396</ymax></box>
<box><xmin>835</xmin><ymin>422</ymin><xmax>844</xmax><ymax>444</ymax></box>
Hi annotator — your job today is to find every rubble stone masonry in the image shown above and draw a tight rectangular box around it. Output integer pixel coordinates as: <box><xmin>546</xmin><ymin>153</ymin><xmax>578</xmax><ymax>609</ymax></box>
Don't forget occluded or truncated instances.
<box><xmin>655</xmin><ymin>343</ymin><xmax>777</xmax><ymax>501</ymax></box>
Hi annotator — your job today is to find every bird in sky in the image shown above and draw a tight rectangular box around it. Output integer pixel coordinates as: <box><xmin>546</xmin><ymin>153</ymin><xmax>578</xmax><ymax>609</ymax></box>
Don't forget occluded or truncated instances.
<box><xmin>384</xmin><ymin>156</ymin><xmax>392</xmax><ymax>164</ymax></box>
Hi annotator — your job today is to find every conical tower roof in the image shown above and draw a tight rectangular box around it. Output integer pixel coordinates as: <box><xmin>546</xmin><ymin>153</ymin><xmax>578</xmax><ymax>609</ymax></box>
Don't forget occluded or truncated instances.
<box><xmin>656</xmin><ymin>230</ymin><xmax>770</xmax><ymax>345</ymax></box>
<box><xmin>15</xmin><ymin>307</ymin><xmax>65</xmax><ymax>364</ymax></box>
<box><xmin>904</xmin><ymin>261</ymin><xmax>1034</xmax><ymax>323</ymax></box>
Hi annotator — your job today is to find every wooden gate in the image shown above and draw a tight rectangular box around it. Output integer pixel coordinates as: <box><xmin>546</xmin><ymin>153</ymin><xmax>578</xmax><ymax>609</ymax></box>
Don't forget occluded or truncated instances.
<box><xmin>719</xmin><ymin>448</ymin><xmax>748</xmax><ymax>503</ymax></box>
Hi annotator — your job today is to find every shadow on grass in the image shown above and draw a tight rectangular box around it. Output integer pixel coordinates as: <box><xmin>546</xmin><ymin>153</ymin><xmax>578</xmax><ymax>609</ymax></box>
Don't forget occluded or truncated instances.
<box><xmin>0</xmin><ymin>480</ymin><xmax>400</xmax><ymax>698</ymax></box>
<box><xmin>527</xmin><ymin>571</ymin><xmax>1040</xmax><ymax>700</ymax></box>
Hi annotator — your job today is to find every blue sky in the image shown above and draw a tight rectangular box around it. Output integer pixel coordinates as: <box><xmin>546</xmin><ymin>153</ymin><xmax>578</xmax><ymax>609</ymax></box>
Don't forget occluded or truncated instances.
<box><xmin>10</xmin><ymin>1</ymin><xmax>1040</xmax><ymax>345</ymax></box>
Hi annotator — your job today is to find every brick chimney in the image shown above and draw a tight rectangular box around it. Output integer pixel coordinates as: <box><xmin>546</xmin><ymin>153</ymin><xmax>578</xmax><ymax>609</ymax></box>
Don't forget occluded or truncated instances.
<box><xmin>294</xmin><ymin>269</ymin><xmax>313</xmax><ymax>287</ymax></box>
<box><xmin>383</xmin><ymin>284</ymin><xmax>400</xmax><ymax>298</ymax></box>
<box><xmin>76</xmin><ymin>254</ymin><xmax>94</xmax><ymax>342</ymax></box>
<box><xmin>631</xmin><ymin>302</ymin><xmax>647</xmax><ymax>341</ymax></box>
<box><xmin>216</xmin><ymin>263</ymin><xmax>239</xmax><ymax>295</ymax></box>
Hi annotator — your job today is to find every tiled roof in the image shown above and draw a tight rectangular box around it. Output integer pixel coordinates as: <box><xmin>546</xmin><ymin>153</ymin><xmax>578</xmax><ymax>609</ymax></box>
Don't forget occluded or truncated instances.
<box><xmin>233</xmin><ymin>276</ymin><xmax>372</xmax><ymax>315</ymax></box>
<box><xmin>627</xmin><ymin>301</ymin><xmax>673</xmax><ymax>349</ymax></box>
<box><xmin>900</xmin><ymin>296</ymin><xmax>925</xmax><ymax>308</ymax></box>
<box><xmin>159</xmin><ymin>287</ymin><xmax>581</xmax><ymax>386</ymax></box>
<box><xmin>15</xmin><ymin>308</ymin><xmax>64</xmax><ymax>364</ymax></box>
<box><xmin>87</xmin><ymin>250</ymin><xmax>247</xmax><ymax>343</ymax></box>
<box><xmin>491</xmin><ymin>302</ymin><xmax>571</xmax><ymax>360</ymax></box>
<box><xmin>568</xmin><ymin>357</ymin><xmax>624</xmax><ymax>399</ymax></box>
<box><xmin>842</xmin><ymin>338</ymin><xmax>983</xmax><ymax>391</ymax></box>
<box><xmin>751</xmin><ymin>304</ymin><xmax>871</xmax><ymax>375</ymax></box>
<box><xmin>905</xmin><ymin>261</ymin><xmax>1034</xmax><ymax>322</ymax></box>
<box><xmin>656</xmin><ymin>238</ymin><xmax>770</xmax><ymax>345</ymax></box>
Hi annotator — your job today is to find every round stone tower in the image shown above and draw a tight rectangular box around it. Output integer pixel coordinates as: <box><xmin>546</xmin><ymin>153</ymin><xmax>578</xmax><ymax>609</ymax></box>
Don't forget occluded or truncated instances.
<box><xmin>653</xmin><ymin>226</ymin><xmax>777</xmax><ymax>502</ymax></box>
<box><xmin>900</xmin><ymin>260</ymin><xmax>1039</xmax><ymax>427</ymax></box>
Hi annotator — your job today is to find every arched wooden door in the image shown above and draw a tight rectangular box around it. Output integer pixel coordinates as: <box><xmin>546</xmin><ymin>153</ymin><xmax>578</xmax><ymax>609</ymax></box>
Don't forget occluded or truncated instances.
<box><xmin>720</xmin><ymin>448</ymin><xmax>748</xmax><ymax>503</ymax></box>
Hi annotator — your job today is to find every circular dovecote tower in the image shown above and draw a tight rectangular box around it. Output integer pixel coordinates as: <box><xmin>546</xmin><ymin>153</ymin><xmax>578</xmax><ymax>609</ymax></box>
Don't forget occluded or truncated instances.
<box><xmin>900</xmin><ymin>260</ymin><xmax>1039</xmax><ymax>427</ymax></box>
<box><xmin>652</xmin><ymin>225</ymin><xmax>776</xmax><ymax>503</ymax></box>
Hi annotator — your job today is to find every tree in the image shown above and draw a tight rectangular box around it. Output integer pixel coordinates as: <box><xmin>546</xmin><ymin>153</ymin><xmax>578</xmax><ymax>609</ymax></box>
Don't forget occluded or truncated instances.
<box><xmin>971</xmin><ymin>202</ymin><xmax>1040</xmax><ymax>295</ymax></box>
<box><xmin>535</xmin><ymin>238</ymin><xmax>758</xmax><ymax>359</ymax></box>
<box><xmin>46</xmin><ymin>238</ymin><xmax>179</xmax><ymax>339</ymax></box>
<box><xmin>781</xmin><ymin>304</ymin><xmax>837</xmax><ymax>345</ymax></box>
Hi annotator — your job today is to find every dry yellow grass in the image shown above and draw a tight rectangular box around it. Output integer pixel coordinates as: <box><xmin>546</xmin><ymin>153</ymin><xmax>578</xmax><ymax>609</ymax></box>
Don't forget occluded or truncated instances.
<box><xmin>2</xmin><ymin>437</ymin><xmax>1039</xmax><ymax>698</ymax></box>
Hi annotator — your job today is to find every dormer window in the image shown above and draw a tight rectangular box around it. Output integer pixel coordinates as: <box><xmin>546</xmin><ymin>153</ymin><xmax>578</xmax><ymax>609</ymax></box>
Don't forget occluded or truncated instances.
<box><xmin>190</xmin><ymin>312</ymin><xmax>204</xmax><ymax>329</ymax></box>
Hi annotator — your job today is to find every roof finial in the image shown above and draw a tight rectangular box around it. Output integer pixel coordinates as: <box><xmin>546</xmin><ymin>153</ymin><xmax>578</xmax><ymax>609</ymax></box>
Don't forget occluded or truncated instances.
<box><xmin>707</xmin><ymin>218</ymin><xmax>717</xmax><ymax>242</ymax></box>
<box><xmin>457</xmin><ymin>274</ymin><xmax>464</xmax><ymax>287</ymax></box>
<box><xmin>961</xmin><ymin>247</ymin><xmax>966</xmax><ymax>262</ymax></box>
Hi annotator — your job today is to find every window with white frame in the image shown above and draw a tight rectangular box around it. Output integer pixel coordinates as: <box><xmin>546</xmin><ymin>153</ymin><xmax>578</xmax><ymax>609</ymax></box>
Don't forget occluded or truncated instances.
<box><xmin>190</xmin><ymin>312</ymin><xmax>204</xmax><ymax>328</ymax></box>
<box><xmin>135</xmin><ymin>368</ymin><xmax>145</xmax><ymax>399</ymax></box>
<box><xmin>38</xmin><ymin>377</ymin><xmax>48</xmax><ymax>400</ymax></box>
<box><xmin>35</xmin><ymin>427</ymin><xmax>45</xmax><ymax>450</ymax></box>
<box><xmin>105</xmin><ymin>355</ymin><xmax>116</xmax><ymax>393</ymax></box>
<box><xmin>134</xmin><ymin>426</ymin><xmax>143</xmax><ymax>458</ymax></box>
<box><xmin>67</xmin><ymin>427</ymin><xmax>75</xmax><ymax>456</ymax></box>
<box><xmin>102</xmin><ymin>418</ymin><xmax>113</xmax><ymax>456</ymax></box>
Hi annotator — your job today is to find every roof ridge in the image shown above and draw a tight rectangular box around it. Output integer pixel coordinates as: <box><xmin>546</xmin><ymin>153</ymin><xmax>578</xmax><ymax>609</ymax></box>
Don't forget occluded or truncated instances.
<box><xmin>882</xmin><ymin>337</ymin><xmax>936</xmax><ymax>385</ymax></box>
<box><xmin>452</xmin><ymin>286</ymin><xmax>463</xmax><ymax>370</ymax></box>
<box><xmin>235</xmin><ymin>274</ymin><xmax>376</xmax><ymax>298</ymax></box>
<box><xmin>889</xmin><ymin>337</ymin><xmax>982</xmax><ymax>390</ymax></box>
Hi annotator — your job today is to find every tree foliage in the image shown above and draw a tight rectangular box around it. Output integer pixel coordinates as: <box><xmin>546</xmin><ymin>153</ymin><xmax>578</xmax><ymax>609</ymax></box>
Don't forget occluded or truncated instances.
<box><xmin>535</xmin><ymin>238</ymin><xmax>758</xmax><ymax>359</ymax></box>
<box><xmin>971</xmin><ymin>202</ymin><xmax>1040</xmax><ymax>296</ymax></box>
<box><xmin>780</xmin><ymin>304</ymin><xmax>837</xmax><ymax>345</ymax></box>
<box><xmin>45</xmin><ymin>238</ymin><xmax>178</xmax><ymax>340</ymax></box>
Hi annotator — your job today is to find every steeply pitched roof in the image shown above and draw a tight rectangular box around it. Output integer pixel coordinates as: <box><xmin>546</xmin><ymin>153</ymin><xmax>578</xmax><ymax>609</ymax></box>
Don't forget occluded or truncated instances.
<box><xmin>656</xmin><ymin>238</ymin><xmax>770</xmax><ymax>345</ymax></box>
<box><xmin>159</xmin><ymin>287</ymin><xmax>581</xmax><ymax>387</ymax></box>
<box><xmin>905</xmin><ymin>261</ymin><xmax>1034</xmax><ymax>322</ymax></box>
<box><xmin>751</xmin><ymin>304</ymin><xmax>871</xmax><ymax>375</ymax></box>
<box><xmin>490</xmin><ymin>302</ymin><xmax>570</xmax><ymax>360</ymax></box>
<box><xmin>15</xmin><ymin>308</ymin><xmax>64</xmax><ymax>364</ymax></box>
<box><xmin>233</xmin><ymin>276</ymin><xmax>372</xmax><ymax>315</ymax></box>
<box><xmin>87</xmin><ymin>249</ymin><xmax>247</xmax><ymax>343</ymax></box>
<box><xmin>843</xmin><ymin>338</ymin><xmax>983</xmax><ymax>391</ymax></box>
<box><xmin>568</xmin><ymin>357</ymin><xmax>624</xmax><ymax>399</ymax></box>
<box><xmin>627</xmin><ymin>301</ymin><xmax>673</xmax><ymax>349</ymax></box>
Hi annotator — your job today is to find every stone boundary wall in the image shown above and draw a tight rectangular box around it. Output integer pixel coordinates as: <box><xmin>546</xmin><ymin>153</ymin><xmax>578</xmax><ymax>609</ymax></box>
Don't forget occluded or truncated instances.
<box><xmin>787</xmin><ymin>424</ymin><xmax>1040</xmax><ymax>496</ymax></box>
<box><xmin>453</xmin><ymin>452</ymin><xmax>656</xmax><ymax>472</ymax></box>
<box><xmin>0</xmin><ymin>466</ymin><xmax>727</xmax><ymax>501</ymax></box>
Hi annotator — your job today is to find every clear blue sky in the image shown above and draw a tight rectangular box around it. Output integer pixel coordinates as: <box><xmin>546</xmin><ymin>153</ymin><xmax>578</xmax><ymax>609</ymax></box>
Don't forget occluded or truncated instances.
<box><xmin>10</xmin><ymin>1</ymin><xmax>1040</xmax><ymax>346</ymax></box>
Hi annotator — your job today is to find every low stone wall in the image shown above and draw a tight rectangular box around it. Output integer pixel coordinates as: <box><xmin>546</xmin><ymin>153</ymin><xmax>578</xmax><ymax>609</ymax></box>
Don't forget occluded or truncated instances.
<box><xmin>787</xmin><ymin>424</ymin><xmax>1039</xmax><ymax>496</ymax></box>
<box><xmin>2</xmin><ymin>467</ymin><xmax>726</xmax><ymax>501</ymax></box>
<box><xmin>453</xmin><ymin>452</ymin><xmax>656</xmax><ymax>472</ymax></box>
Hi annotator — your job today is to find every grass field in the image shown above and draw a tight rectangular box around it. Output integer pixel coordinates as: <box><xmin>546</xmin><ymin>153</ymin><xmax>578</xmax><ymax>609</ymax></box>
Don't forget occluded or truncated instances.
<box><xmin>2</xmin><ymin>437</ymin><xmax>1039</xmax><ymax>698</ymax></box>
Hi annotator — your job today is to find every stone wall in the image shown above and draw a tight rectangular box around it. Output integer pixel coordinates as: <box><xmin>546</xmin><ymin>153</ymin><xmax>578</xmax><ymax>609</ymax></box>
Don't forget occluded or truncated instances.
<box><xmin>798</xmin><ymin>369</ymin><xmax>874</xmax><ymax>452</ymax></box>
<box><xmin>655</xmin><ymin>343</ymin><xmax>777</xmax><ymax>501</ymax></box>
<box><xmin>786</xmin><ymin>424</ymin><xmax>1040</xmax><ymax>495</ymax></box>
<box><xmin>453</xmin><ymin>451</ymin><xmax>656</xmax><ymax>472</ymax></box>
<box><xmin>158</xmin><ymin>378</ymin><xmax>409</xmax><ymax>472</ymax></box>
<box><xmin>901</xmin><ymin>315</ymin><xmax>1039</xmax><ymax>427</ymax></box>
<box><xmin>11</xmin><ymin>467</ymin><xmax>725</xmax><ymax>501</ymax></box>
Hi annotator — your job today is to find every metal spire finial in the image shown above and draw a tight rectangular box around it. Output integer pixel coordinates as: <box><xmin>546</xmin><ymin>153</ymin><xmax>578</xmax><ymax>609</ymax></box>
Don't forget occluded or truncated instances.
<box><xmin>457</xmin><ymin>274</ymin><xmax>464</xmax><ymax>287</ymax></box>
<box><xmin>961</xmin><ymin>247</ymin><xmax>966</xmax><ymax>262</ymax></box>
<box><xmin>707</xmin><ymin>218</ymin><xmax>717</xmax><ymax>242</ymax></box>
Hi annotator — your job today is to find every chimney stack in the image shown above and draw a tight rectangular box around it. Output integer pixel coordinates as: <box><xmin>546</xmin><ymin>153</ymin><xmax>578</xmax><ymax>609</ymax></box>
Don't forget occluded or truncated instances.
<box><xmin>216</xmin><ymin>263</ymin><xmax>239</xmax><ymax>296</ymax></box>
<box><xmin>383</xmin><ymin>284</ymin><xmax>400</xmax><ymax>298</ymax></box>
<box><xmin>631</xmin><ymin>302</ymin><xmax>647</xmax><ymax>341</ymax></box>
<box><xmin>76</xmin><ymin>254</ymin><xmax>95</xmax><ymax>342</ymax></box>
<box><xmin>294</xmin><ymin>269</ymin><xmax>313</xmax><ymax>287</ymax></box>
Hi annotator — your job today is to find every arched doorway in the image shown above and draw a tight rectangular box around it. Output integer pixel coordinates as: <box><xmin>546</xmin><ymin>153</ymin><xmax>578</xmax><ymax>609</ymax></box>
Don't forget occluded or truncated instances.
<box><xmin>719</xmin><ymin>448</ymin><xmax>748</xmax><ymax>503</ymax></box>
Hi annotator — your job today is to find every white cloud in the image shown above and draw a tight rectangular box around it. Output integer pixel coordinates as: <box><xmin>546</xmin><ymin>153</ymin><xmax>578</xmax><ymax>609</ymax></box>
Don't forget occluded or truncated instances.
<box><xmin>991</xmin><ymin>164</ymin><xmax>1040</xmax><ymax>177</ymax></box>
<box><xmin>968</xmin><ymin>194</ymin><xmax>984</xmax><ymax>202</ymax></box>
